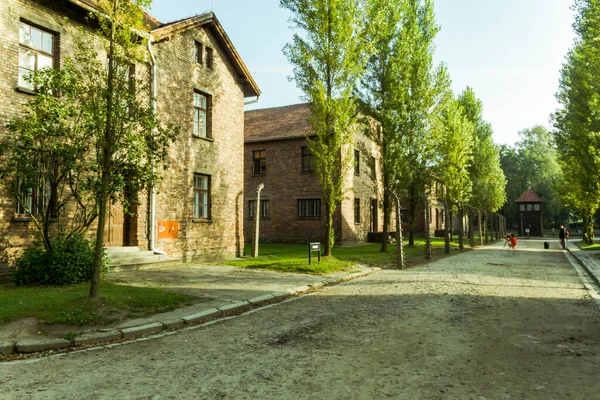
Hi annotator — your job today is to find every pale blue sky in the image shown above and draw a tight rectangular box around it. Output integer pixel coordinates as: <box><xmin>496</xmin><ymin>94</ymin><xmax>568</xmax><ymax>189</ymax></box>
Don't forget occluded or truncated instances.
<box><xmin>148</xmin><ymin>0</ymin><xmax>575</xmax><ymax>146</ymax></box>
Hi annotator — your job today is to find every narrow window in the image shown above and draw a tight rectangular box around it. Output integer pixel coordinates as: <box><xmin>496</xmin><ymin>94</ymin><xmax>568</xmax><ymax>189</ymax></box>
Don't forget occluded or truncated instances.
<box><xmin>194</xmin><ymin>41</ymin><xmax>203</xmax><ymax>64</ymax></box>
<box><xmin>18</xmin><ymin>22</ymin><xmax>55</xmax><ymax>90</ymax></box>
<box><xmin>354</xmin><ymin>149</ymin><xmax>360</xmax><ymax>175</ymax></box>
<box><xmin>206</xmin><ymin>47</ymin><xmax>214</xmax><ymax>69</ymax></box>
<box><xmin>193</xmin><ymin>174</ymin><xmax>211</xmax><ymax>219</ymax></box>
<box><xmin>16</xmin><ymin>178</ymin><xmax>50</xmax><ymax>216</ymax></box>
<box><xmin>301</xmin><ymin>146</ymin><xmax>316</xmax><ymax>172</ymax></box>
<box><xmin>193</xmin><ymin>91</ymin><xmax>211</xmax><ymax>138</ymax></box>
<box><xmin>370</xmin><ymin>156</ymin><xmax>376</xmax><ymax>179</ymax></box>
<box><xmin>249</xmin><ymin>199</ymin><xmax>270</xmax><ymax>219</ymax></box>
<box><xmin>354</xmin><ymin>198</ymin><xmax>361</xmax><ymax>224</ymax></box>
<box><xmin>252</xmin><ymin>150</ymin><xmax>266</xmax><ymax>175</ymax></box>
<box><xmin>298</xmin><ymin>199</ymin><xmax>321</xmax><ymax>219</ymax></box>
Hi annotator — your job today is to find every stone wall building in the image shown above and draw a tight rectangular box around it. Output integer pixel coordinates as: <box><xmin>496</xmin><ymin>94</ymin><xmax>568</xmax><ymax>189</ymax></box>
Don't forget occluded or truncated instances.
<box><xmin>0</xmin><ymin>0</ymin><xmax>259</xmax><ymax>279</ymax></box>
<box><xmin>244</xmin><ymin>103</ymin><xmax>383</xmax><ymax>245</ymax></box>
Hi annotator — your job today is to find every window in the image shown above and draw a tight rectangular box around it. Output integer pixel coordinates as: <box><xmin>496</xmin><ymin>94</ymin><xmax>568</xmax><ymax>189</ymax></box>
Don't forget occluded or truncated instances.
<box><xmin>249</xmin><ymin>199</ymin><xmax>270</xmax><ymax>219</ymax></box>
<box><xmin>354</xmin><ymin>198</ymin><xmax>361</xmax><ymax>224</ymax></box>
<box><xmin>301</xmin><ymin>146</ymin><xmax>316</xmax><ymax>172</ymax></box>
<box><xmin>206</xmin><ymin>47</ymin><xmax>214</xmax><ymax>69</ymax></box>
<box><xmin>193</xmin><ymin>91</ymin><xmax>211</xmax><ymax>138</ymax></box>
<box><xmin>18</xmin><ymin>22</ymin><xmax>55</xmax><ymax>90</ymax></box>
<box><xmin>354</xmin><ymin>150</ymin><xmax>360</xmax><ymax>175</ymax></box>
<box><xmin>193</xmin><ymin>174</ymin><xmax>211</xmax><ymax>219</ymax></box>
<box><xmin>370</xmin><ymin>156</ymin><xmax>376</xmax><ymax>179</ymax></box>
<box><xmin>252</xmin><ymin>150</ymin><xmax>266</xmax><ymax>175</ymax></box>
<box><xmin>194</xmin><ymin>41</ymin><xmax>203</xmax><ymax>64</ymax></box>
<box><xmin>519</xmin><ymin>204</ymin><xmax>525</xmax><ymax>211</ymax></box>
<box><xmin>16</xmin><ymin>178</ymin><xmax>50</xmax><ymax>217</ymax></box>
<box><xmin>534</xmin><ymin>204</ymin><xmax>540</xmax><ymax>211</ymax></box>
<box><xmin>526</xmin><ymin>204</ymin><xmax>534</xmax><ymax>211</ymax></box>
<box><xmin>298</xmin><ymin>199</ymin><xmax>321</xmax><ymax>219</ymax></box>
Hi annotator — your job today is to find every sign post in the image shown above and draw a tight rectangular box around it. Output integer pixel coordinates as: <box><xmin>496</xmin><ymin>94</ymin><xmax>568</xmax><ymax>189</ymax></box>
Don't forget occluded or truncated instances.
<box><xmin>252</xmin><ymin>183</ymin><xmax>264</xmax><ymax>258</ymax></box>
<box><xmin>308</xmin><ymin>242</ymin><xmax>321</xmax><ymax>265</ymax></box>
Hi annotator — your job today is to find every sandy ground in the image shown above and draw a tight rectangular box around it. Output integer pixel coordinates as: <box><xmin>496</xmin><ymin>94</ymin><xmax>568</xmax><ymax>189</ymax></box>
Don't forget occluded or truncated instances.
<box><xmin>1</xmin><ymin>240</ymin><xmax>599</xmax><ymax>399</ymax></box>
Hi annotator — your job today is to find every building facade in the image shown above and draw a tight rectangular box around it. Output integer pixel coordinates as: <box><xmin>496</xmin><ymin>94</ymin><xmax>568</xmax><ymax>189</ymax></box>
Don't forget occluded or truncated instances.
<box><xmin>0</xmin><ymin>0</ymin><xmax>258</xmax><ymax>280</ymax></box>
<box><xmin>243</xmin><ymin>103</ymin><xmax>383</xmax><ymax>245</ymax></box>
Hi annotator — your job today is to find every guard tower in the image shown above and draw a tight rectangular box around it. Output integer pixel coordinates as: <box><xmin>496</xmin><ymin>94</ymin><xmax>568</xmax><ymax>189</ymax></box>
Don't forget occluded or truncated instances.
<box><xmin>515</xmin><ymin>188</ymin><xmax>544</xmax><ymax>237</ymax></box>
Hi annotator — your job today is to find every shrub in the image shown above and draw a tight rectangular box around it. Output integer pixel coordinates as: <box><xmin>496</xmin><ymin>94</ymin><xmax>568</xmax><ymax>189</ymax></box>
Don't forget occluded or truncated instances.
<box><xmin>14</xmin><ymin>235</ymin><xmax>107</xmax><ymax>286</ymax></box>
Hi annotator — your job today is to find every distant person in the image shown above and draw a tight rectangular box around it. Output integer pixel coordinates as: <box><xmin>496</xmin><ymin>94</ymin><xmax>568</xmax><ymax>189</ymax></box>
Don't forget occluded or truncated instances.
<box><xmin>559</xmin><ymin>225</ymin><xmax>566</xmax><ymax>249</ymax></box>
<box><xmin>508</xmin><ymin>234</ymin><xmax>518</xmax><ymax>249</ymax></box>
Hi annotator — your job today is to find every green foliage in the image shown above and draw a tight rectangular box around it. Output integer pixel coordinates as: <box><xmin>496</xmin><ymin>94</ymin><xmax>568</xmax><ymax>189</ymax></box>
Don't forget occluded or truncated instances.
<box><xmin>0</xmin><ymin>282</ymin><xmax>198</xmax><ymax>326</ymax></box>
<box><xmin>552</xmin><ymin>0</ymin><xmax>600</xmax><ymax>244</ymax></box>
<box><xmin>1</xmin><ymin>62</ymin><xmax>97</xmax><ymax>251</ymax></box>
<box><xmin>282</xmin><ymin>0</ymin><xmax>366</xmax><ymax>255</ymax></box>
<box><xmin>14</xmin><ymin>235</ymin><xmax>106</xmax><ymax>286</ymax></box>
<box><xmin>457</xmin><ymin>87</ymin><xmax>506</xmax><ymax>213</ymax></box>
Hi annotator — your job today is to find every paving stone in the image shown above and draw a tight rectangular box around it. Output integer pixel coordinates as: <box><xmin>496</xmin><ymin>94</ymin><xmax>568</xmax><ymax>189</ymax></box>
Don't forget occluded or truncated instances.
<box><xmin>0</xmin><ymin>342</ymin><xmax>15</xmax><ymax>356</ymax></box>
<box><xmin>292</xmin><ymin>285</ymin><xmax>311</xmax><ymax>293</ymax></box>
<box><xmin>182</xmin><ymin>308</ymin><xmax>222</xmax><ymax>324</ymax></box>
<box><xmin>16</xmin><ymin>338</ymin><xmax>72</xmax><ymax>353</ymax></box>
<box><xmin>121</xmin><ymin>322</ymin><xmax>163</xmax><ymax>339</ymax></box>
<box><xmin>248</xmin><ymin>294</ymin><xmax>275</xmax><ymax>306</ymax></box>
<box><xmin>73</xmin><ymin>330</ymin><xmax>123</xmax><ymax>346</ymax></box>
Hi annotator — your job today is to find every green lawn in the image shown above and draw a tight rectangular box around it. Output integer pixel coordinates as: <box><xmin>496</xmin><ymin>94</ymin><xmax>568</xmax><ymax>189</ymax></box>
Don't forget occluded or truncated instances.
<box><xmin>0</xmin><ymin>282</ymin><xmax>198</xmax><ymax>326</ymax></box>
<box><xmin>225</xmin><ymin>238</ymin><xmax>462</xmax><ymax>274</ymax></box>
<box><xmin>578</xmin><ymin>242</ymin><xmax>600</xmax><ymax>251</ymax></box>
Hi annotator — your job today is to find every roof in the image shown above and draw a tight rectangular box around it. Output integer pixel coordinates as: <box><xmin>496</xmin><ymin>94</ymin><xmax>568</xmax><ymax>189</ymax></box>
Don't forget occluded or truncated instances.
<box><xmin>150</xmin><ymin>13</ymin><xmax>260</xmax><ymax>98</ymax></box>
<box><xmin>515</xmin><ymin>188</ymin><xmax>544</xmax><ymax>203</ymax></box>
<box><xmin>245</xmin><ymin>103</ymin><xmax>315</xmax><ymax>143</ymax></box>
<box><xmin>65</xmin><ymin>2</ymin><xmax>259</xmax><ymax>98</ymax></box>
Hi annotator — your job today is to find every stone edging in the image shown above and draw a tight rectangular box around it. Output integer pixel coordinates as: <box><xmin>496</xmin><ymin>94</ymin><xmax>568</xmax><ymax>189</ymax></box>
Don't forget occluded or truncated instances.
<box><xmin>0</xmin><ymin>267</ymin><xmax>380</xmax><ymax>360</ymax></box>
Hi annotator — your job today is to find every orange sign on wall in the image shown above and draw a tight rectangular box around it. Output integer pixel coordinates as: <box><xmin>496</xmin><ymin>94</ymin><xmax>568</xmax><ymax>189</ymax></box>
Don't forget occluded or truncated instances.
<box><xmin>157</xmin><ymin>220</ymin><xmax>179</xmax><ymax>239</ymax></box>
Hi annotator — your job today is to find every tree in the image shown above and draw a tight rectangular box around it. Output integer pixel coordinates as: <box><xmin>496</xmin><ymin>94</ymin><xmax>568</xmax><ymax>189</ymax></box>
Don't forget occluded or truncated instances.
<box><xmin>1</xmin><ymin>63</ymin><xmax>97</xmax><ymax>250</ymax></box>
<box><xmin>79</xmin><ymin>0</ymin><xmax>178</xmax><ymax>297</ymax></box>
<box><xmin>358</xmin><ymin>0</ymin><xmax>406</xmax><ymax>252</ymax></box>
<box><xmin>432</xmin><ymin>92</ymin><xmax>474</xmax><ymax>241</ymax></box>
<box><xmin>281</xmin><ymin>0</ymin><xmax>365</xmax><ymax>256</ymax></box>
<box><xmin>457</xmin><ymin>87</ymin><xmax>506</xmax><ymax>235</ymax></box>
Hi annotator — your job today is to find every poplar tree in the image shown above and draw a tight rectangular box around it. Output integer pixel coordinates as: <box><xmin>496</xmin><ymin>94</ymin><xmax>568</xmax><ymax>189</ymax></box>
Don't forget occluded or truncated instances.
<box><xmin>281</xmin><ymin>0</ymin><xmax>365</xmax><ymax>256</ymax></box>
<box><xmin>553</xmin><ymin>0</ymin><xmax>600</xmax><ymax>244</ymax></box>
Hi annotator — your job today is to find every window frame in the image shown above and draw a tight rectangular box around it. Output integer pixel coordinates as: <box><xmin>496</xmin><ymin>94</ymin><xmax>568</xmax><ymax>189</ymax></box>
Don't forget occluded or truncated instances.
<box><xmin>354</xmin><ymin>198</ymin><xmax>361</xmax><ymax>224</ymax></box>
<box><xmin>194</xmin><ymin>41</ymin><xmax>204</xmax><ymax>64</ymax></box>
<box><xmin>18</xmin><ymin>21</ymin><xmax>56</xmax><ymax>91</ymax></box>
<box><xmin>298</xmin><ymin>199</ymin><xmax>321</xmax><ymax>219</ymax></box>
<box><xmin>16</xmin><ymin>177</ymin><xmax>50</xmax><ymax>218</ymax></box>
<box><xmin>193</xmin><ymin>90</ymin><xmax>211</xmax><ymax>139</ymax></box>
<box><xmin>301</xmin><ymin>146</ymin><xmax>316</xmax><ymax>173</ymax></box>
<box><xmin>354</xmin><ymin>149</ymin><xmax>360</xmax><ymax>176</ymax></box>
<box><xmin>252</xmin><ymin>150</ymin><xmax>266</xmax><ymax>175</ymax></box>
<box><xmin>193</xmin><ymin>173</ymin><xmax>211</xmax><ymax>219</ymax></box>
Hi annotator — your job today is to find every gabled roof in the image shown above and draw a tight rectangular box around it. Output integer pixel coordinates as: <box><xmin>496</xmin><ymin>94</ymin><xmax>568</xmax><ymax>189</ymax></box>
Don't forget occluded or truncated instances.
<box><xmin>150</xmin><ymin>13</ymin><xmax>260</xmax><ymax>98</ymax></box>
<box><xmin>65</xmin><ymin>2</ymin><xmax>260</xmax><ymax>98</ymax></box>
<box><xmin>245</xmin><ymin>103</ymin><xmax>315</xmax><ymax>143</ymax></box>
<box><xmin>516</xmin><ymin>188</ymin><xmax>544</xmax><ymax>203</ymax></box>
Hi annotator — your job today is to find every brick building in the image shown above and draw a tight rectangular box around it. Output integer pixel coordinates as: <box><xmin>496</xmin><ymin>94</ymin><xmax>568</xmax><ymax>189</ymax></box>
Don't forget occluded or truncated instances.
<box><xmin>0</xmin><ymin>0</ymin><xmax>259</xmax><ymax>279</ymax></box>
<box><xmin>244</xmin><ymin>103</ymin><xmax>383</xmax><ymax>245</ymax></box>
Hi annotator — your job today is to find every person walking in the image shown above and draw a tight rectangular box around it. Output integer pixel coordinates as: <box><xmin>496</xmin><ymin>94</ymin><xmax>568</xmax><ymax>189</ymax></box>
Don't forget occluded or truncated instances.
<box><xmin>559</xmin><ymin>225</ymin><xmax>566</xmax><ymax>249</ymax></box>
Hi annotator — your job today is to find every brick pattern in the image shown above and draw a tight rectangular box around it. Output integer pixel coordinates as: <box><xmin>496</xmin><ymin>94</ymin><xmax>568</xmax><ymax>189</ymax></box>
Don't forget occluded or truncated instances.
<box><xmin>243</xmin><ymin>120</ymin><xmax>384</xmax><ymax>245</ymax></box>
<box><xmin>0</xmin><ymin>1</ymin><xmax>249</xmax><ymax>279</ymax></box>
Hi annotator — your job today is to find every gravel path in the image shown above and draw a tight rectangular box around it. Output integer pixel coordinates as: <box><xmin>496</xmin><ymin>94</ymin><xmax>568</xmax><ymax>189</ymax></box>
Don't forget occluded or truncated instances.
<box><xmin>1</xmin><ymin>240</ymin><xmax>599</xmax><ymax>399</ymax></box>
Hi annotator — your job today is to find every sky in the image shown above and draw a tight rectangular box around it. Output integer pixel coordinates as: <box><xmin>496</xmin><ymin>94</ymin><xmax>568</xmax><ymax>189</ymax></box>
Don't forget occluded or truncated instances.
<box><xmin>148</xmin><ymin>0</ymin><xmax>576</xmax><ymax>147</ymax></box>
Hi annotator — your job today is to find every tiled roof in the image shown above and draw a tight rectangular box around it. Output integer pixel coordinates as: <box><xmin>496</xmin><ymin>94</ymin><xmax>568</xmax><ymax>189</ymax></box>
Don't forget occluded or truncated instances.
<box><xmin>245</xmin><ymin>103</ymin><xmax>315</xmax><ymax>142</ymax></box>
<box><xmin>515</xmin><ymin>188</ymin><xmax>544</xmax><ymax>203</ymax></box>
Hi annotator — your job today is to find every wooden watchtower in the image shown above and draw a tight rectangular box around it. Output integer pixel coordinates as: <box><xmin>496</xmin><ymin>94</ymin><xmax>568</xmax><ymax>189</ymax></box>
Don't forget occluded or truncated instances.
<box><xmin>515</xmin><ymin>189</ymin><xmax>544</xmax><ymax>237</ymax></box>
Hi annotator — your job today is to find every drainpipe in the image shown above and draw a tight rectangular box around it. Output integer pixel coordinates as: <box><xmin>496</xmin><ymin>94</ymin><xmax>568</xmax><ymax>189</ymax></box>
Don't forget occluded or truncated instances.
<box><xmin>146</xmin><ymin>37</ymin><xmax>166</xmax><ymax>256</ymax></box>
<box><xmin>243</xmin><ymin>96</ymin><xmax>260</xmax><ymax>106</ymax></box>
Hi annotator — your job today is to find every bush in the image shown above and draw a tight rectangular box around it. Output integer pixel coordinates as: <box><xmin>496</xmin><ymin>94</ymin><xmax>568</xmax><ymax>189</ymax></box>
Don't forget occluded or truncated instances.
<box><xmin>14</xmin><ymin>235</ymin><xmax>107</xmax><ymax>286</ymax></box>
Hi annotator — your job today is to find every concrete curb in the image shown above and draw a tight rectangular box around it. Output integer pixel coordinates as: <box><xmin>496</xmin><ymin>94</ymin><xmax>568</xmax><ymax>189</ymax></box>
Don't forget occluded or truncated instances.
<box><xmin>567</xmin><ymin>248</ymin><xmax>600</xmax><ymax>287</ymax></box>
<box><xmin>1</xmin><ymin>267</ymin><xmax>380</xmax><ymax>359</ymax></box>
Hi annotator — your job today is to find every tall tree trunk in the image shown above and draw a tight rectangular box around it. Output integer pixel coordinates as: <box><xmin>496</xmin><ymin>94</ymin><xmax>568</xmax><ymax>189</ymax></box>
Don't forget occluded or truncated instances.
<box><xmin>381</xmin><ymin>189</ymin><xmax>389</xmax><ymax>252</ymax></box>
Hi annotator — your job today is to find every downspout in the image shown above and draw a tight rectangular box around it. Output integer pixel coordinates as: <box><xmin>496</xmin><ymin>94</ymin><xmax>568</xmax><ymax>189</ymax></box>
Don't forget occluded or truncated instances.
<box><xmin>147</xmin><ymin>37</ymin><xmax>166</xmax><ymax>256</ymax></box>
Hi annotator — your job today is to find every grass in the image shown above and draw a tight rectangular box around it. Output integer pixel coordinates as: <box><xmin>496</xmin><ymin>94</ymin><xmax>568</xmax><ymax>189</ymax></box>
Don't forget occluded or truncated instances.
<box><xmin>225</xmin><ymin>237</ymin><xmax>462</xmax><ymax>274</ymax></box>
<box><xmin>578</xmin><ymin>242</ymin><xmax>600</xmax><ymax>251</ymax></box>
<box><xmin>0</xmin><ymin>282</ymin><xmax>198</xmax><ymax>326</ymax></box>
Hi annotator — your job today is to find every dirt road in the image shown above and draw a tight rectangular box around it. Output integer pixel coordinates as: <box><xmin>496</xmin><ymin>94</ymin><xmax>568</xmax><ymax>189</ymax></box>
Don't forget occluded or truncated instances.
<box><xmin>1</xmin><ymin>240</ymin><xmax>599</xmax><ymax>399</ymax></box>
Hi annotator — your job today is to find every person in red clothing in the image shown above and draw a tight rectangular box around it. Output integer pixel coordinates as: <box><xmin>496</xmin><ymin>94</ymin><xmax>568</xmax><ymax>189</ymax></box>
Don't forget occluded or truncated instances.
<box><xmin>508</xmin><ymin>233</ymin><xmax>518</xmax><ymax>249</ymax></box>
